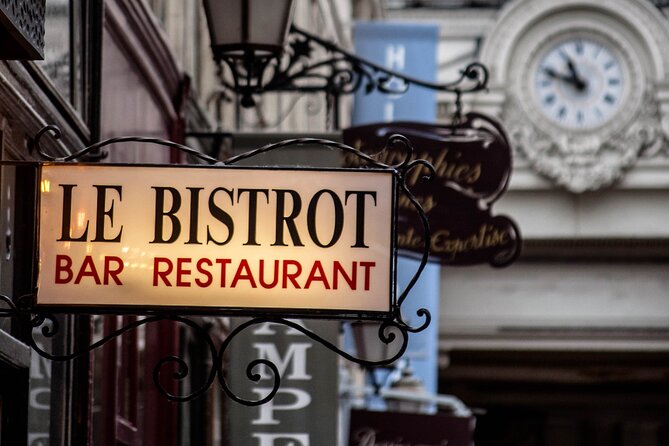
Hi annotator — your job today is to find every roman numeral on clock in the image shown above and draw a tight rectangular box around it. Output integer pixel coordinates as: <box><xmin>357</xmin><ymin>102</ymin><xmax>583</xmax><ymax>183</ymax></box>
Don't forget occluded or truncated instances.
<box><xmin>558</xmin><ymin>106</ymin><xmax>567</xmax><ymax>119</ymax></box>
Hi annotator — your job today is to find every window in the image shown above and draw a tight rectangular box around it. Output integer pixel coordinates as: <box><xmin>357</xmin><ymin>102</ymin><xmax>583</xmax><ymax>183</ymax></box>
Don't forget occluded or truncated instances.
<box><xmin>37</xmin><ymin>0</ymin><xmax>73</xmax><ymax>103</ymax></box>
<box><xmin>32</xmin><ymin>0</ymin><xmax>102</xmax><ymax>137</ymax></box>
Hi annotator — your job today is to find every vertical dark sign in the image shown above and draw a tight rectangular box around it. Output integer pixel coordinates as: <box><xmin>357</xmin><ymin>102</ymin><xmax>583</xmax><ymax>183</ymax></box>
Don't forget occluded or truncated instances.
<box><xmin>227</xmin><ymin>319</ymin><xmax>339</xmax><ymax>445</ymax></box>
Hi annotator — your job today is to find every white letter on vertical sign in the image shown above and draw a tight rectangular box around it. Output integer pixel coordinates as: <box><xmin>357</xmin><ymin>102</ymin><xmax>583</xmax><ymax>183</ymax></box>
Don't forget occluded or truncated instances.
<box><xmin>30</xmin><ymin>340</ymin><xmax>52</xmax><ymax>380</ymax></box>
<box><xmin>252</xmin><ymin>433</ymin><xmax>310</xmax><ymax>446</ymax></box>
<box><xmin>251</xmin><ymin>388</ymin><xmax>312</xmax><ymax>425</ymax></box>
<box><xmin>383</xmin><ymin>44</ymin><xmax>407</xmax><ymax>121</ymax></box>
<box><xmin>385</xmin><ymin>44</ymin><xmax>405</xmax><ymax>70</ymax></box>
<box><xmin>383</xmin><ymin>102</ymin><xmax>395</xmax><ymax>122</ymax></box>
<box><xmin>253</xmin><ymin>343</ymin><xmax>313</xmax><ymax>380</ymax></box>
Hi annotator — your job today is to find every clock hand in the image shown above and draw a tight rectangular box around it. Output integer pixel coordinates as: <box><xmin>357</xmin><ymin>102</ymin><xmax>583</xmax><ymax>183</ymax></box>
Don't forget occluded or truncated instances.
<box><xmin>565</xmin><ymin>58</ymin><xmax>587</xmax><ymax>91</ymax></box>
<box><xmin>543</xmin><ymin>67</ymin><xmax>570</xmax><ymax>81</ymax></box>
<box><xmin>542</xmin><ymin>67</ymin><xmax>580</xmax><ymax>86</ymax></box>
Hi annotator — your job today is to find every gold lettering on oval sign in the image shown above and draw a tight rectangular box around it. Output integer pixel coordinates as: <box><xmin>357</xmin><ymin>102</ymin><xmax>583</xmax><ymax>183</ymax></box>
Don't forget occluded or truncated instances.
<box><xmin>429</xmin><ymin>148</ymin><xmax>481</xmax><ymax>187</ymax></box>
<box><xmin>344</xmin><ymin>147</ymin><xmax>482</xmax><ymax>187</ymax></box>
<box><xmin>405</xmin><ymin>149</ymin><xmax>483</xmax><ymax>188</ymax></box>
<box><xmin>397</xmin><ymin>194</ymin><xmax>436</xmax><ymax>214</ymax></box>
<box><xmin>430</xmin><ymin>224</ymin><xmax>510</xmax><ymax>259</ymax></box>
<box><xmin>397</xmin><ymin>227</ymin><xmax>424</xmax><ymax>250</ymax></box>
<box><xmin>399</xmin><ymin>224</ymin><xmax>511</xmax><ymax>254</ymax></box>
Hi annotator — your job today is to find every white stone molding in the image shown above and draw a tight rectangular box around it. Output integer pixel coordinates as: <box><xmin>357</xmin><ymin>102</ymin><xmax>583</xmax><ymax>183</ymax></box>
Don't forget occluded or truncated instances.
<box><xmin>476</xmin><ymin>0</ymin><xmax>669</xmax><ymax>192</ymax></box>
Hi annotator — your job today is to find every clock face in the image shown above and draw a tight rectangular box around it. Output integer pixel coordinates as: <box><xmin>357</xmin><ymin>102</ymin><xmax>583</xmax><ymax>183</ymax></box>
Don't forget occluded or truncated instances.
<box><xmin>532</xmin><ymin>37</ymin><xmax>625</xmax><ymax>130</ymax></box>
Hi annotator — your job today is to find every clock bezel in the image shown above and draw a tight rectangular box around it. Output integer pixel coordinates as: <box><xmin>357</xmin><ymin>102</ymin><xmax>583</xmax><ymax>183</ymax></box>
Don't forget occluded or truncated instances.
<box><xmin>530</xmin><ymin>33</ymin><xmax>628</xmax><ymax>131</ymax></box>
<box><xmin>512</xmin><ymin>21</ymin><xmax>645</xmax><ymax>139</ymax></box>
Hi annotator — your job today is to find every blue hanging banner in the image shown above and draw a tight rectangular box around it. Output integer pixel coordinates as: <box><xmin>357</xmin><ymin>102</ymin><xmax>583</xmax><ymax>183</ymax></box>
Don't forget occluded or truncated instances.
<box><xmin>351</xmin><ymin>22</ymin><xmax>440</xmax><ymax>396</ymax></box>
<box><xmin>352</xmin><ymin>22</ymin><xmax>439</xmax><ymax>125</ymax></box>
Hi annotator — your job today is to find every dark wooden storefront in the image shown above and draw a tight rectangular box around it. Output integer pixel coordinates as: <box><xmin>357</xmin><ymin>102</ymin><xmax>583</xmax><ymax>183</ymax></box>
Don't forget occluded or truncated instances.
<box><xmin>441</xmin><ymin>350</ymin><xmax>669</xmax><ymax>446</ymax></box>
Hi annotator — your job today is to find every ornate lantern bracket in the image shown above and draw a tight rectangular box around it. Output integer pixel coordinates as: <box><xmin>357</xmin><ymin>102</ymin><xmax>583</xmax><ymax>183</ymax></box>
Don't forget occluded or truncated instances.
<box><xmin>217</xmin><ymin>24</ymin><xmax>489</xmax><ymax>111</ymax></box>
<box><xmin>200</xmin><ymin>0</ymin><xmax>488</xmax><ymax>110</ymax></box>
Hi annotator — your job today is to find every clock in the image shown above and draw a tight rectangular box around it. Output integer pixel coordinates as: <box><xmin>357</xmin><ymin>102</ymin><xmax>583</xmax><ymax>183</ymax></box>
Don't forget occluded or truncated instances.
<box><xmin>521</xmin><ymin>28</ymin><xmax>640</xmax><ymax>137</ymax></box>
<box><xmin>532</xmin><ymin>36</ymin><xmax>626</xmax><ymax>131</ymax></box>
<box><xmin>477</xmin><ymin>0</ymin><xmax>669</xmax><ymax>191</ymax></box>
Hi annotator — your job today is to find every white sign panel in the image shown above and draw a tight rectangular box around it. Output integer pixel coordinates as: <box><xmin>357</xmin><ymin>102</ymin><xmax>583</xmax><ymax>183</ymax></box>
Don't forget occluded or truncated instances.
<box><xmin>36</xmin><ymin>164</ymin><xmax>394</xmax><ymax>314</ymax></box>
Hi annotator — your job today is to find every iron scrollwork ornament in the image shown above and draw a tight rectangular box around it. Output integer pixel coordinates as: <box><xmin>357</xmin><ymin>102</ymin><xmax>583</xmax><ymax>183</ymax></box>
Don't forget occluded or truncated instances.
<box><xmin>219</xmin><ymin>24</ymin><xmax>489</xmax><ymax>108</ymax></box>
<box><xmin>0</xmin><ymin>127</ymin><xmax>434</xmax><ymax>405</ymax></box>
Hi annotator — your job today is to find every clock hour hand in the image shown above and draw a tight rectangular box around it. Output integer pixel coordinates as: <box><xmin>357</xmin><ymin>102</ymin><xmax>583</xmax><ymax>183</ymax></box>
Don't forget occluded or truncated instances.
<box><xmin>542</xmin><ymin>66</ymin><xmax>586</xmax><ymax>90</ymax></box>
<box><xmin>543</xmin><ymin>67</ymin><xmax>559</xmax><ymax>78</ymax></box>
<box><xmin>565</xmin><ymin>58</ymin><xmax>587</xmax><ymax>91</ymax></box>
<box><xmin>542</xmin><ymin>67</ymin><xmax>574</xmax><ymax>83</ymax></box>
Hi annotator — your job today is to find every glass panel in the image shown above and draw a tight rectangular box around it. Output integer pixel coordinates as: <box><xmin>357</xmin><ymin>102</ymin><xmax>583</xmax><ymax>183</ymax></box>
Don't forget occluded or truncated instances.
<box><xmin>69</xmin><ymin>1</ymin><xmax>84</xmax><ymax>114</ymax></box>
<box><xmin>210</xmin><ymin>0</ymin><xmax>242</xmax><ymax>47</ymax></box>
<box><xmin>250</xmin><ymin>0</ymin><xmax>294</xmax><ymax>48</ymax></box>
<box><xmin>37</xmin><ymin>0</ymin><xmax>72</xmax><ymax>102</ymax></box>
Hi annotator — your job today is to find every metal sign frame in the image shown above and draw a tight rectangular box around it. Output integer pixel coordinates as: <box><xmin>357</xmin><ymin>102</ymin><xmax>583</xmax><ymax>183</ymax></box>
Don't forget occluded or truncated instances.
<box><xmin>0</xmin><ymin>126</ymin><xmax>434</xmax><ymax>406</ymax></box>
<box><xmin>35</xmin><ymin>162</ymin><xmax>397</xmax><ymax>319</ymax></box>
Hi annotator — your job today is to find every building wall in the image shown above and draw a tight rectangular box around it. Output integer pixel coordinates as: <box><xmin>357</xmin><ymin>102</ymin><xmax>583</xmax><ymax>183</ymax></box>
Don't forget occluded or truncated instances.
<box><xmin>386</xmin><ymin>0</ymin><xmax>669</xmax><ymax>353</ymax></box>
<box><xmin>388</xmin><ymin>1</ymin><xmax>669</xmax><ymax>443</ymax></box>
<box><xmin>91</xmin><ymin>2</ymin><xmax>190</xmax><ymax>445</ymax></box>
<box><xmin>0</xmin><ymin>1</ymin><xmax>99</xmax><ymax>443</ymax></box>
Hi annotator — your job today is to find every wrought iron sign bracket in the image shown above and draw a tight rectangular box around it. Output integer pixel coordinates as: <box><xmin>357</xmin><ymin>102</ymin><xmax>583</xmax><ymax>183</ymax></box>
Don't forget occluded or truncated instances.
<box><xmin>0</xmin><ymin>126</ymin><xmax>434</xmax><ymax>406</ymax></box>
<box><xmin>218</xmin><ymin>24</ymin><xmax>489</xmax><ymax>114</ymax></box>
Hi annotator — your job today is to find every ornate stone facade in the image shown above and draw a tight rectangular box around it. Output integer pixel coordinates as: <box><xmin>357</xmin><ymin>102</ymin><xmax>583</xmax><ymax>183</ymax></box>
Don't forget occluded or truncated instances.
<box><xmin>505</xmin><ymin>90</ymin><xmax>665</xmax><ymax>192</ymax></box>
<box><xmin>478</xmin><ymin>0</ymin><xmax>669</xmax><ymax>192</ymax></box>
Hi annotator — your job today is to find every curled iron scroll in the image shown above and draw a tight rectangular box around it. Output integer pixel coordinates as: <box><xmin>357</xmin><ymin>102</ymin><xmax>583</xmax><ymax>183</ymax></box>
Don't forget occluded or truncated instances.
<box><xmin>32</xmin><ymin>125</ymin><xmax>221</xmax><ymax>164</ymax></box>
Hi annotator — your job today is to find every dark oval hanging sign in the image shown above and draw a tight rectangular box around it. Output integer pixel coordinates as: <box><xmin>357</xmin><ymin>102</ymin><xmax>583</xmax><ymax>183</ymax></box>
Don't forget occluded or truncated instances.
<box><xmin>344</xmin><ymin>113</ymin><xmax>521</xmax><ymax>267</ymax></box>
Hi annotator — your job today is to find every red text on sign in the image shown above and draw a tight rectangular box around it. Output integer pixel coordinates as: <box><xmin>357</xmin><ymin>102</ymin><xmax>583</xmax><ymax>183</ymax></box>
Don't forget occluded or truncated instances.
<box><xmin>152</xmin><ymin>257</ymin><xmax>376</xmax><ymax>291</ymax></box>
<box><xmin>55</xmin><ymin>254</ymin><xmax>124</xmax><ymax>285</ymax></box>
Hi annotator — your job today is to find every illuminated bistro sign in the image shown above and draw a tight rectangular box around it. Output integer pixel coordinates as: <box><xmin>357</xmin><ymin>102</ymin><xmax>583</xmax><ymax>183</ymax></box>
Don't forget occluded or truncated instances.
<box><xmin>36</xmin><ymin>164</ymin><xmax>395</xmax><ymax>315</ymax></box>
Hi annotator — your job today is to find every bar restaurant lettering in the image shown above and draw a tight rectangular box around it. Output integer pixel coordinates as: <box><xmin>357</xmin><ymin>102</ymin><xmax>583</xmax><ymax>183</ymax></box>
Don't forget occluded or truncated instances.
<box><xmin>53</xmin><ymin>182</ymin><xmax>379</xmax><ymax>291</ymax></box>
